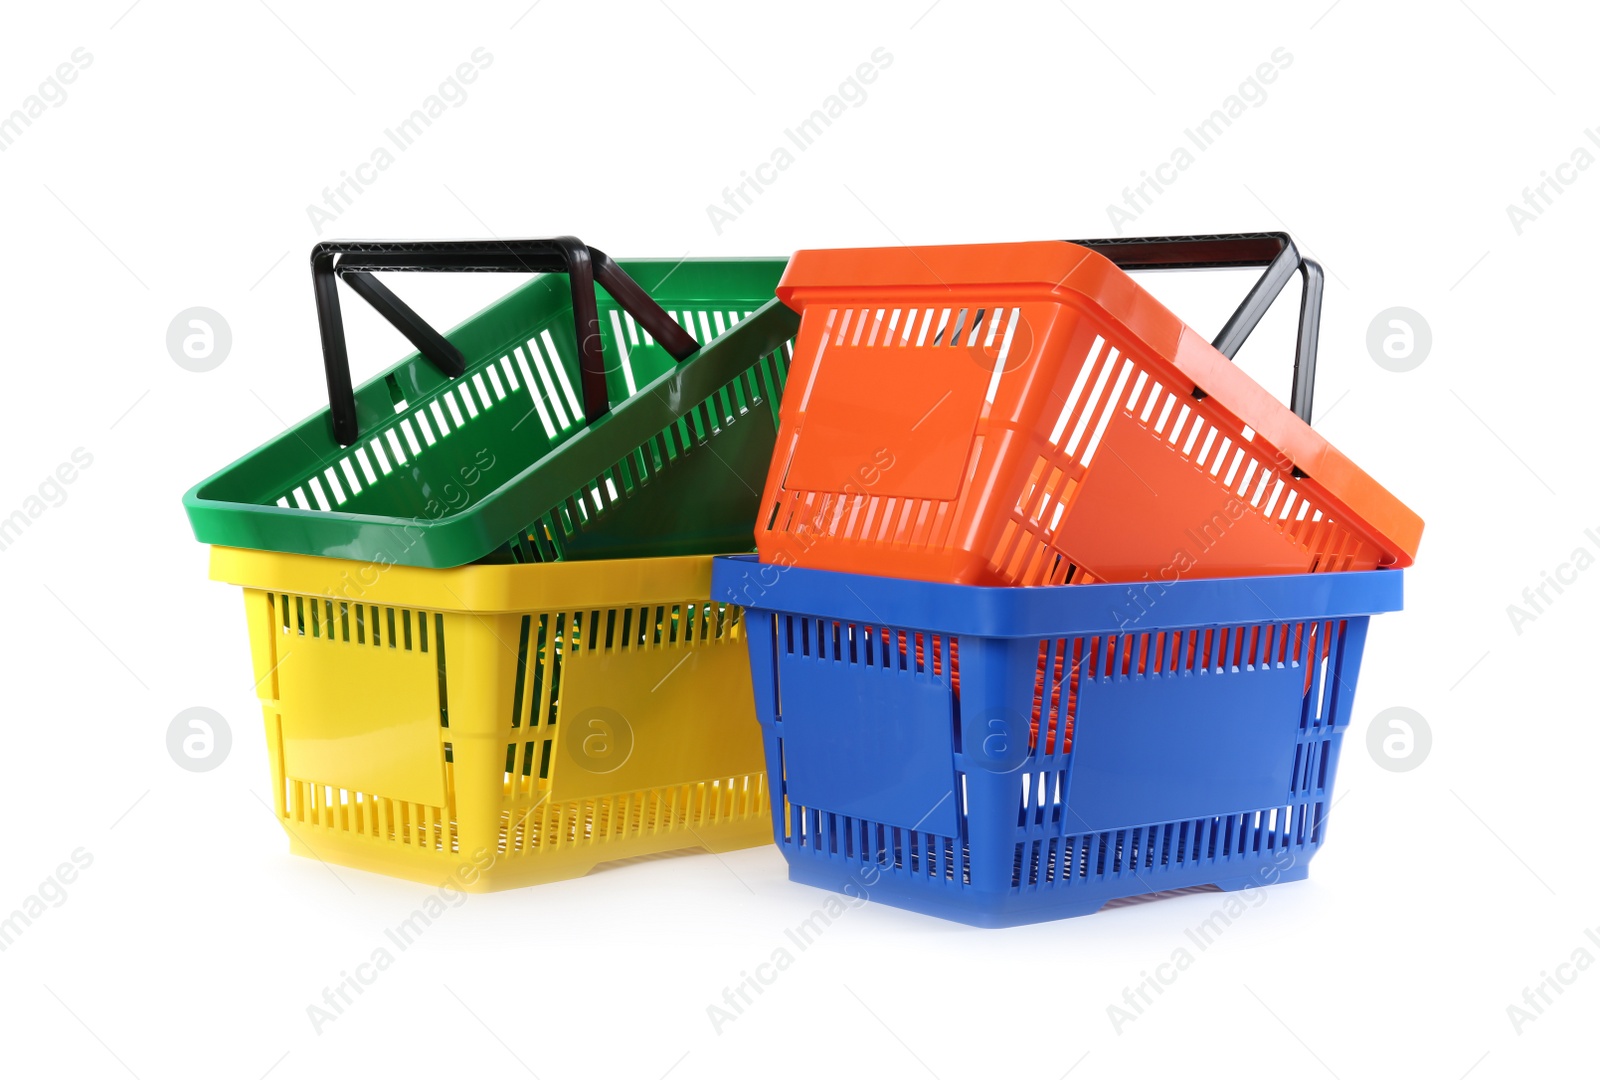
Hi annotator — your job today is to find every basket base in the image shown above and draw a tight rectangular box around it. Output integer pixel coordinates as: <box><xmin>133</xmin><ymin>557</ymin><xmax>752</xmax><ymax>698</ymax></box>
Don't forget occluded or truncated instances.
<box><xmin>284</xmin><ymin>814</ymin><xmax>772</xmax><ymax>892</ymax></box>
<box><xmin>785</xmin><ymin>856</ymin><xmax>1312</xmax><ymax>928</ymax></box>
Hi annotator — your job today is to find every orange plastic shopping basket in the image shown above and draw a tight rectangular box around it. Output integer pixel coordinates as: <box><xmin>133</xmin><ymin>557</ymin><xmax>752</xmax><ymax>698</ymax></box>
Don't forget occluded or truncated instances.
<box><xmin>756</xmin><ymin>233</ymin><xmax>1423</xmax><ymax>587</ymax></box>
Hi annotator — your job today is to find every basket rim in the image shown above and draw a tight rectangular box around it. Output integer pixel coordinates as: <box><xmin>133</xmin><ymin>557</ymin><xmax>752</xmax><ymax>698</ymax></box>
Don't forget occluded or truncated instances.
<box><xmin>711</xmin><ymin>554</ymin><xmax>1402</xmax><ymax>638</ymax></box>
<box><xmin>212</xmin><ymin>545</ymin><xmax>741</xmax><ymax>613</ymax></box>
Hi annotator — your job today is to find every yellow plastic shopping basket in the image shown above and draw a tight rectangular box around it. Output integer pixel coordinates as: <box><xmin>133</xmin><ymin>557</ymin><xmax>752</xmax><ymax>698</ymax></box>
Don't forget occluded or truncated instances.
<box><xmin>211</xmin><ymin>547</ymin><xmax>771</xmax><ymax>889</ymax></box>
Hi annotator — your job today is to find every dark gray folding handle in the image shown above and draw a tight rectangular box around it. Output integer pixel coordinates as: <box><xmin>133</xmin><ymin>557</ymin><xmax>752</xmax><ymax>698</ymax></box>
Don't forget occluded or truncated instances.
<box><xmin>1064</xmin><ymin>232</ymin><xmax>1323</xmax><ymax>423</ymax></box>
<box><xmin>311</xmin><ymin>238</ymin><xmax>701</xmax><ymax>446</ymax></box>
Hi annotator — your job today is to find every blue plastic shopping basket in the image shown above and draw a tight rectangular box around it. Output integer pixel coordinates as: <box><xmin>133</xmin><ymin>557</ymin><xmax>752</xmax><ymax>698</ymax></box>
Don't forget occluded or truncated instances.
<box><xmin>711</xmin><ymin>556</ymin><xmax>1403</xmax><ymax>927</ymax></box>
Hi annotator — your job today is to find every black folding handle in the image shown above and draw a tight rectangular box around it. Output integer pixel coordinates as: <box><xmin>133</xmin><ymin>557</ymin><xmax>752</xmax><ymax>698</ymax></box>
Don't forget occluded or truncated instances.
<box><xmin>1064</xmin><ymin>232</ymin><xmax>1323</xmax><ymax>423</ymax></box>
<box><xmin>311</xmin><ymin>237</ymin><xmax>701</xmax><ymax>446</ymax></box>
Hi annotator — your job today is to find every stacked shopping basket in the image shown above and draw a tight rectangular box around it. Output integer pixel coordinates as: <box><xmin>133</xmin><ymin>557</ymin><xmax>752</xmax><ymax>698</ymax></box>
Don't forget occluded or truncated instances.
<box><xmin>713</xmin><ymin>233</ymin><xmax>1421</xmax><ymax>926</ymax></box>
<box><xmin>185</xmin><ymin>238</ymin><xmax>800</xmax><ymax>889</ymax></box>
<box><xmin>186</xmin><ymin>231</ymin><xmax>1421</xmax><ymax>923</ymax></box>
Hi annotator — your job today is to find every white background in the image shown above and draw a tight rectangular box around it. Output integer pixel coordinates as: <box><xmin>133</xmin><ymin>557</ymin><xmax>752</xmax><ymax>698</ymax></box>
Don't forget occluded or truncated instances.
<box><xmin>1</xmin><ymin>1</ymin><xmax>1595</xmax><ymax>1077</ymax></box>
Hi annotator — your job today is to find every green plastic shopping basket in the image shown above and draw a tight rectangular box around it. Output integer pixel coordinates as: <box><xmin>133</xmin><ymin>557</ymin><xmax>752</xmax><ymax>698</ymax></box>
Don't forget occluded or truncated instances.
<box><xmin>183</xmin><ymin>238</ymin><xmax>798</xmax><ymax>568</ymax></box>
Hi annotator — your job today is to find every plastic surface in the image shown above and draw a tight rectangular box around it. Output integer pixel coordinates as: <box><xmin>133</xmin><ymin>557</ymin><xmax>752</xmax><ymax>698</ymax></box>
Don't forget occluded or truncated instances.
<box><xmin>712</xmin><ymin>555</ymin><xmax>1403</xmax><ymax>926</ymax></box>
<box><xmin>760</xmin><ymin>238</ymin><xmax>1422</xmax><ymax>586</ymax></box>
<box><xmin>215</xmin><ymin>546</ymin><xmax>770</xmax><ymax>889</ymax></box>
<box><xmin>185</xmin><ymin>256</ymin><xmax>798</xmax><ymax>568</ymax></box>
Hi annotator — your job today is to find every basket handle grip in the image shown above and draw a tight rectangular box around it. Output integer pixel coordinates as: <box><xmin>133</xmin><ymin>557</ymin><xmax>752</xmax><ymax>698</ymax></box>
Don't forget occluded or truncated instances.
<box><xmin>1064</xmin><ymin>232</ymin><xmax>1323</xmax><ymax>423</ymax></box>
<box><xmin>311</xmin><ymin>238</ymin><xmax>701</xmax><ymax>446</ymax></box>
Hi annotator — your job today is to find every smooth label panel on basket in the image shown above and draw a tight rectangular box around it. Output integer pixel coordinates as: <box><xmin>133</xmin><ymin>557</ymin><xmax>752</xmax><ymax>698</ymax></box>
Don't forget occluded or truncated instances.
<box><xmin>782</xmin><ymin>310</ymin><xmax>993</xmax><ymax>501</ymax></box>
<box><xmin>776</xmin><ymin>653</ymin><xmax>959</xmax><ymax>837</ymax></box>
<box><xmin>275</xmin><ymin>623</ymin><xmax>448</xmax><ymax>809</ymax></box>
<box><xmin>1059</xmin><ymin>416</ymin><xmax>1319</xmax><ymax>581</ymax></box>
<box><xmin>552</xmin><ymin>639</ymin><xmax>764</xmax><ymax>801</ymax></box>
<box><xmin>1063</xmin><ymin>661</ymin><xmax>1304</xmax><ymax>832</ymax></box>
